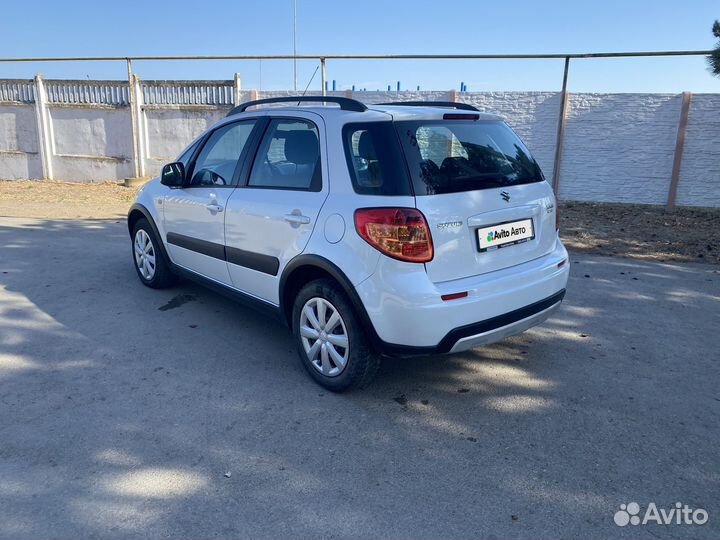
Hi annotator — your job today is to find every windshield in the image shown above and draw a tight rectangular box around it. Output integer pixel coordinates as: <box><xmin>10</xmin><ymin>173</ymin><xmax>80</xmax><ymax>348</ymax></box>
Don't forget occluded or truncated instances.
<box><xmin>396</xmin><ymin>120</ymin><xmax>544</xmax><ymax>195</ymax></box>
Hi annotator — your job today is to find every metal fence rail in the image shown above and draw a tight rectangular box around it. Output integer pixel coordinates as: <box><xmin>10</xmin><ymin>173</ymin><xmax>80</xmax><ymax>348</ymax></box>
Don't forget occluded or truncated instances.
<box><xmin>0</xmin><ymin>50</ymin><xmax>713</xmax><ymax>61</ymax></box>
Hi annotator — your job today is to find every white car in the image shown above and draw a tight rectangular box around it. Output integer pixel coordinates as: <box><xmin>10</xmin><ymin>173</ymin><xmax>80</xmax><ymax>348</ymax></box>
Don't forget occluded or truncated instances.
<box><xmin>128</xmin><ymin>96</ymin><xmax>569</xmax><ymax>391</ymax></box>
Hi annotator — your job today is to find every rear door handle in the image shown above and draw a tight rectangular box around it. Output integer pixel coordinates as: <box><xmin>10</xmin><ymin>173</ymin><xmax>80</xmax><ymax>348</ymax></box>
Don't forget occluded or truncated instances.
<box><xmin>284</xmin><ymin>214</ymin><xmax>311</xmax><ymax>225</ymax></box>
<box><xmin>206</xmin><ymin>203</ymin><xmax>224</xmax><ymax>213</ymax></box>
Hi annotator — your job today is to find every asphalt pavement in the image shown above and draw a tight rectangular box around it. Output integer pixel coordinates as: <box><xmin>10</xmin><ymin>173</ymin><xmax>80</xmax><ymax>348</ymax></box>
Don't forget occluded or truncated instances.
<box><xmin>0</xmin><ymin>217</ymin><xmax>718</xmax><ymax>539</ymax></box>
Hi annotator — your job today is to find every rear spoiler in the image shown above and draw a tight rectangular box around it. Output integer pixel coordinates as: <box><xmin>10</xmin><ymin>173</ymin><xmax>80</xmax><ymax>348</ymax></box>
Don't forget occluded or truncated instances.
<box><xmin>376</xmin><ymin>101</ymin><xmax>479</xmax><ymax>111</ymax></box>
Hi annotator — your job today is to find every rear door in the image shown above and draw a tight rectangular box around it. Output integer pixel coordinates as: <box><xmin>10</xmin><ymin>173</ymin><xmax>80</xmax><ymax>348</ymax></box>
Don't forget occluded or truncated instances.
<box><xmin>162</xmin><ymin>119</ymin><xmax>258</xmax><ymax>284</ymax></box>
<box><xmin>224</xmin><ymin>114</ymin><xmax>328</xmax><ymax>304</ymax></box>
<box><xmin>397</xmin><ymin>119</ymin><xmax>557</xmax><ymax>283</ymax></box>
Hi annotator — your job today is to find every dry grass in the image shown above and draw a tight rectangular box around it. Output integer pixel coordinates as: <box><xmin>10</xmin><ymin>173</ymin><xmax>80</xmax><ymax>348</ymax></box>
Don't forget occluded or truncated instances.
<box><xmin>0</xmin><ymin>180</ymin><xmax>717</xmax><ymax>264</ymax></box>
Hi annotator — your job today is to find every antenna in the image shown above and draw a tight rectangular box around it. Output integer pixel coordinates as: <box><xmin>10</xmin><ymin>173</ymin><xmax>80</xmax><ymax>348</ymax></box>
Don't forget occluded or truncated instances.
<box><xmin>298</xmin><ymin>64</ymin><xmax>320</xmax><ymax>105</ymax></box>
<box><xmin>293</xmin><ymin>0</ymin><xmax>297</xmax><ymax>91</ymax></box>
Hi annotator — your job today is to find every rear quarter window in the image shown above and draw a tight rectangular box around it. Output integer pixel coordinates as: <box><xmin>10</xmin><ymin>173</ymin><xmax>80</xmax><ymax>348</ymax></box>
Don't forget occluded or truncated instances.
<box><xmin>342</xmin><ymin>122</ymin><xmax>412</xmax><ymax>196</ymax></box>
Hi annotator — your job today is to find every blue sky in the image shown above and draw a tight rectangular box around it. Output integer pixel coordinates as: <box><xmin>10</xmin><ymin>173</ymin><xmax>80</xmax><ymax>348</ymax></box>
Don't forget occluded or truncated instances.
<box><xmin>1</xmin><ymin>0</ymin><xmax>718</xmax><ymax>92</ymax></box>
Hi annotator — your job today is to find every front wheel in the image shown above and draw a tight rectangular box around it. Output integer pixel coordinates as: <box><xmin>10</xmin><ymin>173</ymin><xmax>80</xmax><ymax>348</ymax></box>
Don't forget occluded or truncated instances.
<box><xmin>131</xmin><ymin>218</ymin><xmax>177</xmax><ymax>289</ymax></box>
<box><xmin>292</xmin><ymin>279</ymin><xmax>380</xmax><ymax>392</ymax></box>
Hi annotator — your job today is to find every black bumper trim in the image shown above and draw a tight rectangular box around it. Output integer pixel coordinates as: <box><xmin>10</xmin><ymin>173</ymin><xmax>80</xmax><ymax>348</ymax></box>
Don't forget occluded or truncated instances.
<box><xmin>377</xmin><ymin>289</ymin><xmax>566</xmax><ymax>356</ymax></box>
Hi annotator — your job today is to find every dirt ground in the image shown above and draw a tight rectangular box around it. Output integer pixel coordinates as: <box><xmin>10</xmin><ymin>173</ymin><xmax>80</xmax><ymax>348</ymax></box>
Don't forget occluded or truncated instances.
<box><xmin>560</xmin><ymin>201</ymin><xmax>719</xmax><ymax>264</ymax></box>
<box><xmin>1</xmin><ymin>179</ymin><xmax>718</xmax><ymax>264</ymax></box>
<box><xmin>0</xmin><ymin>180</ymin><xmax>135</xmax><ymax>220</ymax></box>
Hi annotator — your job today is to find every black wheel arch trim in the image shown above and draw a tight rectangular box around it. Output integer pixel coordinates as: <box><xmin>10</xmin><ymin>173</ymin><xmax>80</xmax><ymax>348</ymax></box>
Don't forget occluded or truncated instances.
<box><xmin>279</xmin><ymin>255</ymin><xmax>389</xmax><ymax>351</ymax></box>
<box><xmin>128</xmin><ymin>203</ymin><xmax>158</xmax><ymax>236</ymax></box>
<box><xmin>128</xmin><ymin>203</ymin><xmax>173</xmax><ymax>265</ymax></box>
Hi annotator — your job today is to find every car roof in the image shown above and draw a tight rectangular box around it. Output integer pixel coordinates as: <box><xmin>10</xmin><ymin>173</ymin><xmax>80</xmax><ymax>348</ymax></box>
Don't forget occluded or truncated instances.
<box><xmin>224</xmin><ymin>103</ymin><xmax>503</xmax><ymax>123</ymax></box>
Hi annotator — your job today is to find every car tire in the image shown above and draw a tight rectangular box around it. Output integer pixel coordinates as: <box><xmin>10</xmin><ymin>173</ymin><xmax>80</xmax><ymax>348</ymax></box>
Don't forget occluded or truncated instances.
<box><xmin>131</xmin><ymin>218</ymin><xmax>177</xmax><ymax>289</ymax></box>
<box><xmin>292</xmin><ymin>278</ymin><xmax>380</xmax><ymax>392</ymax></box>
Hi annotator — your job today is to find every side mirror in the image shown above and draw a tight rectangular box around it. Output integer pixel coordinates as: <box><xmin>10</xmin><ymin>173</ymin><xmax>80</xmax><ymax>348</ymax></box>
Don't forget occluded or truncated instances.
<box><xmin>161</xmin><ymin>162</ymin><xmax>186</xmax><ymax>187</ymax></box>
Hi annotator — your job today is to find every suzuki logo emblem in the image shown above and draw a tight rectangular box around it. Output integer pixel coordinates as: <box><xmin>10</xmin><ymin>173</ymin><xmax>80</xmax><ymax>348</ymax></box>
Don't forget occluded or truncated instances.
<box><xmin>500</xmin><ymin>191</ymin><xmax>511</xmax><ymax>203</ymax></box>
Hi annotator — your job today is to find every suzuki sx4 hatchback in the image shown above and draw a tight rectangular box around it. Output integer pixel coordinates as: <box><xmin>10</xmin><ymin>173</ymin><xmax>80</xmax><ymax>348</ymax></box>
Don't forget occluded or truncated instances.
<box><xmin>128</xmin><ymin>97</ymin><xmax>569</xmax><ymax>391</ymax></box>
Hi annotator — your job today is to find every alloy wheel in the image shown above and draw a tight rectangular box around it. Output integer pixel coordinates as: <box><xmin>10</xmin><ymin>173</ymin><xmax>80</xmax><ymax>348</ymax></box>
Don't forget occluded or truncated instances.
<box><xmin>134</xmin><ymin>229</ymin><xmax>156</xmax><ymax>280</ymax></box>
<box><xmin>299</xmin><ymin>297</ymin><xmax>349</xmax><ymax>377</ymax></box>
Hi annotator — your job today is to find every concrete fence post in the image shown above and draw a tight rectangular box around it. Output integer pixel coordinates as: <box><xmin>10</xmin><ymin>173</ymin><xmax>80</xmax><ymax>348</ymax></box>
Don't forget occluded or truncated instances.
<box><xmin>233</xmin><ymin>73</ymin><xmax>242</xmax><ymax>105</ymax></box>
<box><xmin>126</xmin><ymin>59</ymin><xmax>141</xmax><ymax>179</ymax></box>
<box><xmin>133</xmin><ymin>75</ymin><xmax>146</xmax><ymax>177</ymax></box>
<box><xmin>33</xmin><ymin>74</ymin><xmax>53</xmax><ymax>180</ymax></box>
<box><xmin>666</xmin><ymin>91</ymin><xmax>692</xmax><ymax>212</ymax></box>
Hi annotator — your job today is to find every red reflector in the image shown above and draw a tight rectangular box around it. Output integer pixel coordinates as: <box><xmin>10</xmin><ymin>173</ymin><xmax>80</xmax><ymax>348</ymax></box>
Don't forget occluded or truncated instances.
<box><xmin>443</xmin><ymin>113</ymin><xmax>479</xmax><ymax>120</ymax></box>
<box><xmin>354</xmin><ymin>208</ymin><xmax>434</xmax><ymax>263</ymax></box>
<box><xmin>441</xmin><ymin>291</ymin><xmax>468</xmax><ymax>301</ymax></box>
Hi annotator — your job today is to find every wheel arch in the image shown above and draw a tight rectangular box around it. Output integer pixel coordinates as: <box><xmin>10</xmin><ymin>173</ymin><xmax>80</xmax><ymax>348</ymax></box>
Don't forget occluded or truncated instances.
<box><xmin>127</xmin><ymin>203</ymin><xmax>172</xmax><ymax>264</ymax></box>
<box><xmin>128</xmin><ymin>203</ymin><xmax>153</xmax><ymax>234</ymax></box>
<box><xmin>279</xmin><ymin>255</ymin><xmax>383</xmax><ymax>352</ymax></box>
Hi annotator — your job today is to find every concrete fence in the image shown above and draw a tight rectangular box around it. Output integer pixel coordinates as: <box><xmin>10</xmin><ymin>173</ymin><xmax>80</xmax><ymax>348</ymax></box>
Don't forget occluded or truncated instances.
<box><xmin>0</xmin><ymin>75</ymin><xmax>718</xmax><ymax>208</ymax></box>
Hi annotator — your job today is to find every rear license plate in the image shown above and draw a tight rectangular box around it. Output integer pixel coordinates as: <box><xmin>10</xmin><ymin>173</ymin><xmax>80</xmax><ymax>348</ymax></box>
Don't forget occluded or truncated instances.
<box><xmin>477</xmin><ymin>218</ymin><xmax>534</xmax><ymax>252</ymax></box>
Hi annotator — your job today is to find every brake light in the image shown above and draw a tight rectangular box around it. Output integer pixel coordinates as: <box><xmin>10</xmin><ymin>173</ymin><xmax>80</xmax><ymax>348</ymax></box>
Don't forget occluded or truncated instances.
<box><xmin>443</xmin><ymin>113</ymin><xmax>479</xmax><ymax>120</ymax></box>
<box><xmin>555</xmin><ymin>204</ymin><xmax>560</xmax><ymax>231</ymax></box>
<box><xmin>354</xmin><ymin>208</ymin><xmax>434</xmax><ymax>263</ymax></box>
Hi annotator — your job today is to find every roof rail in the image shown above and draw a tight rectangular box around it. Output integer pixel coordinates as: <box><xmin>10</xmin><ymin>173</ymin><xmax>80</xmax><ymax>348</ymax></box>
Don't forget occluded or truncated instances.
<box><xmin>227</xmin><ymin>95</ymin><xmax>367</xmax><ymax>116</ymax></box>
<box><xmin>376</xmin><ymin>101</ymin><xmax>479</xmax><ymax>111</ymax></box>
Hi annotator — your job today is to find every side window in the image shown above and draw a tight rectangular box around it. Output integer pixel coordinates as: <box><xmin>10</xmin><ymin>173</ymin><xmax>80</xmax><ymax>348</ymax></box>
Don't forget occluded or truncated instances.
<box><xmin>342</xmin><ymin>122</ymin><xmax>412</xmax><ymax>196</ymax></box>
<box><xmin>176</xmin><ymin>139</ymin><xmax>200</xmax><ymax>166</ymax></box>
<box><xmin>248</xmin><ymin>119</ymin><xmax>321</xmax><ymax>191</ymax></box>
<box><xmin>189</xmin><ymin>121</ymin><xmax>256</xmax><ymax>187</ymax></box>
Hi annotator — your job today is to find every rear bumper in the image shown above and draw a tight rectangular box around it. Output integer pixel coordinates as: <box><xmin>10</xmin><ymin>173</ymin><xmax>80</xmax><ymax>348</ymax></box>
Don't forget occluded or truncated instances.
<box><xmin>445</xmin><ymin>290</ymin><xmax>564</xmax><ymax>353</ymax></box>
<box><xmin>355</xmin><ymin>238</ymin><xmax>569</xmax><ymax>355</ymax></box>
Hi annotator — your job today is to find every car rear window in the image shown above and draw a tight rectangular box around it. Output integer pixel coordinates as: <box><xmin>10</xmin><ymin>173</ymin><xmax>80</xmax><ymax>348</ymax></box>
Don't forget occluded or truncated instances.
<box><xmin>342</xmin><ymin>122</ymin><xmax>412</xmax><ymax>196</ymax></box>
<box><xmin>396</xmin><ymin>120</ymin><xmax>544</xmax><ymax>195</ymax></box>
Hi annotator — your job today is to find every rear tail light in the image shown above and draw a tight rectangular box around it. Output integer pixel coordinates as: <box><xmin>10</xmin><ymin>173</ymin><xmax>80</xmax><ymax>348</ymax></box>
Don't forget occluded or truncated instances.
<box><xmin>354</xmin><ymin>208</ymin><xmax>434</xmax><ymax>263</ymax></box>
<box><xmin>555</xmin><ymin>204</ymin><xmax>560</xmax><ymax>231</ymax></box>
